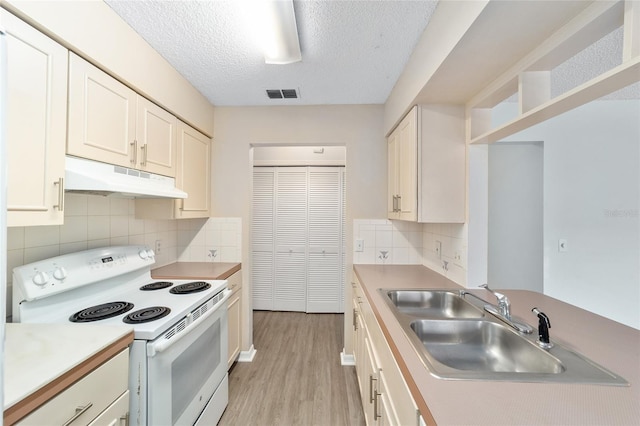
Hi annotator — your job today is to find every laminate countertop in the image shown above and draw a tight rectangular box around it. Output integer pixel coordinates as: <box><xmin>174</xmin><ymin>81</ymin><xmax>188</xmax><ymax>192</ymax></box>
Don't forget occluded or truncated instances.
<box><xmin>151</xmin><ymin>262</ymin><xmax>241</xmax><ymax>280</ymax></box>
<box><xmin>3</xmin><ymin>323</ymin><xmax>133</xmax><ymax>425</ymax></box>
<box><xmin>354</xmin><ymin>264</ymin><xmax>640</xmax><ymax>425</ymax></box>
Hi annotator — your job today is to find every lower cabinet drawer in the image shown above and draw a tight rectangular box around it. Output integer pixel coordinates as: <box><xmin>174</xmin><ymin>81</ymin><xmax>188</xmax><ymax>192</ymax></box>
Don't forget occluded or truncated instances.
<box><xmin>88</xmin><ymin>390</ymin><xmax>129</xmax><ymax>426</ymax></box>
<box><xmin>18</xmin><ymin>349</ymin><xmax>129</xmax><ymax>426</ymax></box>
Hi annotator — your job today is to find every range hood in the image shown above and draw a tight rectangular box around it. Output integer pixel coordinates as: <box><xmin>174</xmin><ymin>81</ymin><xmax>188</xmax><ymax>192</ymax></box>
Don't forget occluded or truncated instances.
<box><xmin>65</xmin><ymin>156</ymin><xmax>188</xmax><ymax>199</ymax></box>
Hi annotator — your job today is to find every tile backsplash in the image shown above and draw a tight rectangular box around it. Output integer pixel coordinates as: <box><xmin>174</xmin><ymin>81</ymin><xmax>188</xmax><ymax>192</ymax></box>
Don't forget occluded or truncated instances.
<box><xmin>5</xmin><ymin>194</ymin><xmax>242</xmax><ymax>319</ymax></box>
<box><xmin>353</xmin><ymin>219</ymin><xmax>468</xmax><ymax>286</ymax></box>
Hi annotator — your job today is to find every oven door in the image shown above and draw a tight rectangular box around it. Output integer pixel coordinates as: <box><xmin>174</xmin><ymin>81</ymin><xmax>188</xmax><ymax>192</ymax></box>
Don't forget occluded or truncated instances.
<box><xmin>146</xmin><ymin>289</ymin><xmax>231</xmax><ymax>426</ymax></box>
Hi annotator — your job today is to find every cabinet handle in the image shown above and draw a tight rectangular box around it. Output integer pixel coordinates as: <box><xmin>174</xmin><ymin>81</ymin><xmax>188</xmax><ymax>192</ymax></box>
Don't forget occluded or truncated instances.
<box><xmin>392</xmin><ymin>195</ymin><xmax>397</xmax><ymax>212</ymax></box>
<box><xmin>369</xmin><ymin>374</ymin><xmax>377</xmax><ymax>403</ymax></box>
<box><xmin>53</xmin><ymin>177</ymin><xmax>64</xmax><ymax>211</ymax></box>
<box><xmin>141</xmin><ymin>143</ymin><xmax>148</xmax><ymax>166</ymax></box>
<box><xmin>397</xmin><ymin>195</ymin><xmax>402</xmax><ymax>212</ymax></box>
<box><xmin>62</xmin><ymin>402</ymin><xmax>93</xmax><ymax>426</ymax></box>
<box><xmin>373</xmin><ymin>390</ymin><xmax>381</xmax><ymax>420</ymax></box>
<box><xmin>120</xmin><ymin>412</ymin><xmax>130</xmax><ymax>426</ymax></box>
<box><xmin>353</xmin><ymin>308</ymin><xmax>358</xmax><ymax>331</ymax></box>
<box><xmin>130</xmin><ymin>140</ymin><xmax>138</xmax><ymax>164</ymax></box>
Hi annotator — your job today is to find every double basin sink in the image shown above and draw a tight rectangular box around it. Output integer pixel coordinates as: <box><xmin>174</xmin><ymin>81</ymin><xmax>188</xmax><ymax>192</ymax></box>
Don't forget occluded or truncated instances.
<box><xmin>379</xmin><ymin>289</ymin><xmax>627</xmax><ymax>385</ymax></box>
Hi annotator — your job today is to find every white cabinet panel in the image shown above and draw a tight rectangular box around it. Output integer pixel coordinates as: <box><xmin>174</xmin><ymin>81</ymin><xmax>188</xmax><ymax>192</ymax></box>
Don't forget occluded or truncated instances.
<box><xmin>68</xmin><ymin>53</ymin><xmax>178</xmax><ymax>177</ymax></box>
<box><xmin>68</xmin><ymin>53</ymin><xmax>136</xmax><ymax>168</ymax></box>
<box><xmin>4</xmin><ymin>9</ymin><xmax>67</xmax><ymax>226</ymax></box>
<box><xmin>387</xmin><ymin>105</ymin><xmax>465</xmax><ymax>223</ymax></box>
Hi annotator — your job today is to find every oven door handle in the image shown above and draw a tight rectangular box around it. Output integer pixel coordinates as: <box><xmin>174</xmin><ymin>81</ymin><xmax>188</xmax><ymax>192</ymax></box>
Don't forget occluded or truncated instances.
<box><xmin>148</xmin><ymin>289</ymin><xmax>232</xmax><ymax>357</ymax></box>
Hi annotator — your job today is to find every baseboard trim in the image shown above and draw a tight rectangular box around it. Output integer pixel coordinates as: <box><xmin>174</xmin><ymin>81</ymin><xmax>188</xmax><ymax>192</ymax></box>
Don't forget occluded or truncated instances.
<box><xmin>238</xmin><ymin>345</ymin><xmax>257</xmax><ymax>362</ymax></box>
<box><xmin>340</xmin><ymin>350</ymin><xmax>355</xmax><ymax>366</ymax></box>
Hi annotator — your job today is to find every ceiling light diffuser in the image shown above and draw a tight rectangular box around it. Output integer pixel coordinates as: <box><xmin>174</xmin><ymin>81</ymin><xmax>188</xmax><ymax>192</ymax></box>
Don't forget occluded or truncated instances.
<box><xmin>261</xmin><ymin>0</ymin><xmax>301</xmax><ymax>64</ymax></box>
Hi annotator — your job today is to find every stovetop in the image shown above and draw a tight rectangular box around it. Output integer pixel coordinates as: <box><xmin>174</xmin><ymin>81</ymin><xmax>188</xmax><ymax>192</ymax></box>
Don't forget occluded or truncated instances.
<box><xmin>12</xmin><ymin>246</ymin><xmax>228</xmax><ymax>341</ymax></box>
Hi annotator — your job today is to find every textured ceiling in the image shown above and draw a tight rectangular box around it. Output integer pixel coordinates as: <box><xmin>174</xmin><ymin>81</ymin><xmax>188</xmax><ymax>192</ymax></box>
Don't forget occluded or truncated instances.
<box><xmin>104</xmin><ymin>0</ymin><xmax>438</xmax><ymax>106</ymax></box>
<box><xmin>105</xmin><ymin>0</ymin><xmax>636</xmax><ymax>107</ymax></box>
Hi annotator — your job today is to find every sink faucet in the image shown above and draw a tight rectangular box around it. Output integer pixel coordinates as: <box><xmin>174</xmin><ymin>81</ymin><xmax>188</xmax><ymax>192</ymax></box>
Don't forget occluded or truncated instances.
<box><xmin>532</xmin><ymin>307</ymin><xmax>554</xmax><ymax>349</ymax></box>
<box><xmin>479</xmin><ymin>284</ymin><xmax>510</xmax><ymax>318</ymax></box>
<box><xmin>479</xmin><ymin>284</ymin><xmax>533</xmax><ymax>334</ymax></box>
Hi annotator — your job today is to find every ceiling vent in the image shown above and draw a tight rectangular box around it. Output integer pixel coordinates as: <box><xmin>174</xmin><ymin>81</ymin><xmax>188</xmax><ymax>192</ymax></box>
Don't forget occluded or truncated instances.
<box><xmin>266</xmin><ymin>89</ymin><xmax>299</xmax><ymax>99</ymax></box>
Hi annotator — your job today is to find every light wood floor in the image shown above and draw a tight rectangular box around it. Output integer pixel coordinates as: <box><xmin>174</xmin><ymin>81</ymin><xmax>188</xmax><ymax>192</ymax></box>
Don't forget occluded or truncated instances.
<box><xmin>218</xmin><ymin>311</ymin><xmax>365</xmax><ymax>426</ymax></box>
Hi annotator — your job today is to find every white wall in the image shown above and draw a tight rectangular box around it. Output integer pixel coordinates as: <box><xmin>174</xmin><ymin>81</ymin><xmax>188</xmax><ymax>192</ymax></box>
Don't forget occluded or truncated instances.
<box><xmin>212</xmin><ymin>105</ymin><xmax>387</xmax><ymax>353</ymax></box>
<box><xmin>488</xmin><ymin>142</ymin><xmax>543</xmax><ymax>292</ymax></box>
<box><xmin>495</xmin><ymin>100</ymin><xmax>640</xmax><ymax>329</ymax></box>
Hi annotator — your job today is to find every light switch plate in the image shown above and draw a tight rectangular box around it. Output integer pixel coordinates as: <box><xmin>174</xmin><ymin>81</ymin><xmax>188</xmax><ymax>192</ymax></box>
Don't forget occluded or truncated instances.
<box><xmin>558</xmin><ymin>239</ymin><xmax>568</xmax><ymax>252</ymax></box>
<box><xmin>435</xmin><ymin>240</ymin><xmax>442</xmax><ymax>258</ymax></box>
<box><xmin>355</xmin><ymin>238</ymin><xmax>364</xmax><ymax>252</ymax></box>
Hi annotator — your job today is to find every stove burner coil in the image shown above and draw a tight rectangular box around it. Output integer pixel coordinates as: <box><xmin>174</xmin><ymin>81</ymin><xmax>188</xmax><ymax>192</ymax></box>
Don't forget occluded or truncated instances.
<box><xmin>140</xmin><ymin>281</ymin><xmax>173</xmax><ymax>291</ymax></box>
<box><xmin>169</xmin><ymin>281</ymin><xmax>211</xmax><ymax>294</ymax></box>
<box><xmin>123</xmin><ymin>306</ymin><xmax>171</xmax><ymax>324</ymax></box>
<box><xmin>69</xmin><ymin>301</ymin><xmax>134</xmax><ymax>323</ymax></box>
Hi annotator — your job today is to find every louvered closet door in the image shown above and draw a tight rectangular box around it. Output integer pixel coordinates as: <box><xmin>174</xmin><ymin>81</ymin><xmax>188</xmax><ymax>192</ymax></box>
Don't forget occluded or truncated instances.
<box><xmin>251</xmin><ymin>166</ymin><xmax>345</xmax><ymax>313</ymax></box>
<box><xmin>252</xmin><ymin>169</ymin><xmax>275</xmax><ymax>310</ymax></box>
<box><xmin>274</xmin><ymin>168</ymin><xmax>308</xmax><ymax>312</ymax></box>
<box><xmin>307</xmin><ymin>168</ymin><xmax>344</xmax><ymax>313</ymax></box>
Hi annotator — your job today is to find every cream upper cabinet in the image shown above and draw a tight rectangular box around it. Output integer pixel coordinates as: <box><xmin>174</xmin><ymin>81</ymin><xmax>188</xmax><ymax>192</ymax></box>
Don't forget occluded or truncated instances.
<box><xmin>174</xmin><ymin>121</ymin><xmax>211</xmax><ymax>217</ymax></box>
<box><xmin>68</xmin><ymin>53</ymin><xmax>177</xmax><ymax>177</ymax></box>
<box><xmin>387</xmin><ymin>105</ymin><xmax>465</xmax><ymax>223</ymax></box>
<box><xmin>4</xmin><ymin>9</ymin><xmax>68</xmax><ymax>227</ymax></box>
<box><xmin>388</xmin><ymin>107</ymin><xmax>418</xmax><ymax>221</ymax></box>
<box><xmin>136</xmin><ymin>95</ymin><xmax>178</xmax><ymax>176</ymax></box>
<box><xmin>135</xmin><ymin>120</ymin><xmax>211</xmax><ymax>219</ymax></box>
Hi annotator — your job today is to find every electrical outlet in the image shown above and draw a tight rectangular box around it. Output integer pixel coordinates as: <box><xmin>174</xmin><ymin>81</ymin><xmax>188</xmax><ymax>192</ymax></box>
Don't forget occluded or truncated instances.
<box><xmin>355</xmin><ymin>239</ymin><xmax>364</xmax><ymax>252</ymax></box>
<box><xmin>435</xmin><ymin>241</ymin><xmax>442</xmax><ymax>259</ymax></box>
<box><xmin>154</xmin><ymin>239</ymin><xmax>162</xmax><ymax>255</ymax></box>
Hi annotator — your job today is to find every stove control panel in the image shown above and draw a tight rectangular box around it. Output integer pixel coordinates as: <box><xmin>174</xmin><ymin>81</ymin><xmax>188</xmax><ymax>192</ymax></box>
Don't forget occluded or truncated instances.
<box><xmin>13</xmin><ymin>245</ymin><xmax>155</xmax><ymax>302</ymax></box>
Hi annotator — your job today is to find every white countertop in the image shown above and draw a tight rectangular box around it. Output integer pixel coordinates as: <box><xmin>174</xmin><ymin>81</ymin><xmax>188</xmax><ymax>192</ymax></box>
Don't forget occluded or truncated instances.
<box><xmin>4</xmin><ymin>323</ymin><xmax>133</xmax><ymax>412</ymax></box>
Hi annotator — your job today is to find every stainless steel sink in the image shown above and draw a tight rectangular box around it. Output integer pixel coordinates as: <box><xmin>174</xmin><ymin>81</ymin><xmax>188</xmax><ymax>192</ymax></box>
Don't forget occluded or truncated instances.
<box><xmin>378</xmin><ymin>288</ymin><xmax>628</xmax><ymax>385</ymax></box>
<box><xmin>410</xmin><ymin>319</ymin><xmax>564</xmax><ymax>374</ymax></box>
<box><xmin>386</xmin><ymin>290</ymin><xmax>483</xmax><ymax>319</ymax></box>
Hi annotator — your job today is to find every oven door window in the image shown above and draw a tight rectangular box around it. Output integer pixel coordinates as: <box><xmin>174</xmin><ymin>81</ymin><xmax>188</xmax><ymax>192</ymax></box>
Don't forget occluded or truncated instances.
<box><xmin>146</xmin><ymin>308</ymin><xmax>228</xmax><ymax>426</ymax></box>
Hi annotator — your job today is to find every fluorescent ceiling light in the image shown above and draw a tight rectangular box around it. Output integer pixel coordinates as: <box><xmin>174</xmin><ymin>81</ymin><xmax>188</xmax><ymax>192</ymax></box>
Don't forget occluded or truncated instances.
<box><xmin>261</xmin><ymin>0</ymin><xmax>301</xmax><ymax>64</ymax></box>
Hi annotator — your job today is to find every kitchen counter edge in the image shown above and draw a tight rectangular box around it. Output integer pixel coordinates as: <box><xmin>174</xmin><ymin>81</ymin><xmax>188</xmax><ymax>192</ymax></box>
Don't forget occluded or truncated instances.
<box><xmin>353</xmin><ymin>264</ymin><xmax>640</xmax><ymax>425</ymax></box>
<box><xmin>3</xmin><ymin>324</ymin><xmax>134</xmax><ymax>425</ymax></box>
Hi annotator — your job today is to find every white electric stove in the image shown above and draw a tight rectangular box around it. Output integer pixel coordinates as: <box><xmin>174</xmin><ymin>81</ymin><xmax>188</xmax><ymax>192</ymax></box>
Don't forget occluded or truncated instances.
<box><xmin>12</xmin><ymin>245</ymin><xmax>231</xmax><ymax>426</ymax></box>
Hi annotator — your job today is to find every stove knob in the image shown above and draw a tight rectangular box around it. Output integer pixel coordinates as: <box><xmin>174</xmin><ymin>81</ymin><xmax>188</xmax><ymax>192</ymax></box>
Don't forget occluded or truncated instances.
<box><xmin>147</xmin><ymin>249</ymin><xmax>155</xmax><ymax>258</ymax></box>
<box><xmin>139</xmin><ymin>250</ymin><xmax>149</xmax><ymax>260</ymax></box>
<box><xmin>53</xmin><ymin>267</ymin><xmax>67</xmax><ymax>280</ymax></box>
<box><xmin>32</xmin><ymin>271</ymin><xmax>50</xmax><ymax>286</ymax></box>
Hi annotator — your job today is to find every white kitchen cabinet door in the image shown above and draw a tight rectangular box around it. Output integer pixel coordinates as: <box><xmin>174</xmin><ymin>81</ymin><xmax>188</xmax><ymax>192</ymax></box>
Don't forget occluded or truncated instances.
<box><xmin>387</xmin><ymin>105</ymin><xmax>465</xmax><ymax>223</ymax></box>
<box><xmin>4</xmin><ymin>9</ymin><xmax>67</xmax><ymax>227</ymax></box>
<box><xmin>388</xmin><ymin>107</ymin><xmax>418</xmax><ymax>221</ymax></box>
<box><xmin>137</xmin><ymin>96</ymin><xmax>177</xmax><ymax>176</ymax></box>
<box><xmin>251</xmin><ymin>167</ymin><xmax>345</xmax><ymax>313</ymax></box>
<box><xmin>175</xmin><ymin>121</ymin><xmax>210</xmax><ymax>217</ymax></box>
<box><xmin>67</xmin><ymin>52</ymin><xmax>137</xmax><ymax>168</ymax></box>
<box><xmin>68</xmin><ymin>53</ymin><xmax>179</xmax><ymax>178</ymax></box>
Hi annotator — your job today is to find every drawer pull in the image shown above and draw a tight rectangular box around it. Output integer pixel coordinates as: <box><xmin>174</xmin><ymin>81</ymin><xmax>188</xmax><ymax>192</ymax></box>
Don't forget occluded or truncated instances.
<box><xmin>62</xmin><ymin>402</ymin><xmax>93</xmax><ymax>426</ymax></box>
